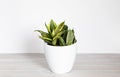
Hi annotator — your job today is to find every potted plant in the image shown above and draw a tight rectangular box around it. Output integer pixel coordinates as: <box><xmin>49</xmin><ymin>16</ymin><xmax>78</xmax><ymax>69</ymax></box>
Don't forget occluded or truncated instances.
<box><xmin>35</xmin><ymin>20</ymin><xmax>77</xmax><ymax>74</ymax></box>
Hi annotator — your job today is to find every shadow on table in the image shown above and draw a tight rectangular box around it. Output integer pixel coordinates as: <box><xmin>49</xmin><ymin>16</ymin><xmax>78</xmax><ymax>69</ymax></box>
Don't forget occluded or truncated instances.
<box><xmin>23</xmin><ymin>36</ymin><xmax>51</xmax><ymax>73</ymax></box>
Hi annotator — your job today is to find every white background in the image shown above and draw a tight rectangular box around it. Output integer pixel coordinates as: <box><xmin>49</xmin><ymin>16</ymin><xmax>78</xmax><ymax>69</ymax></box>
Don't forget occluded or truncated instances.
<box><xmin>0</xmin><ymin>0</ymin><xmax>120</xmax><ymax>53</ymax></box>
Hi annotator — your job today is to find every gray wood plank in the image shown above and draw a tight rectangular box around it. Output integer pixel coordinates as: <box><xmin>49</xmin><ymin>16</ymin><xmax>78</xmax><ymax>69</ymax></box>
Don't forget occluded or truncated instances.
<box><xmin>0</xmin><ymin>54</ymin><xmax>120</xmax><ymax>77</ymax></box>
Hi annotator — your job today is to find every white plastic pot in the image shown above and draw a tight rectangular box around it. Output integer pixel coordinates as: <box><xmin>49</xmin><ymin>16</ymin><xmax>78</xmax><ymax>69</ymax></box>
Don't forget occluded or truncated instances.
<box><xmin>44</xmin><ymin>43</ymin><xmax>77</xmax><ymax>74</ymax></box>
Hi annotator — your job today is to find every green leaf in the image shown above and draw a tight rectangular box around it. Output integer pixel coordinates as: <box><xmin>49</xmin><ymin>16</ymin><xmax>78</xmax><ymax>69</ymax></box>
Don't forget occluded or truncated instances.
<box><xmin>45</xmin><ymin>23</ymin><xmax>51</xmax><ymax>34</ymax></box>
<box><xmin>62</xmin><ymin>30</ymin><xmax>68</xmax><ymax>43</ymax></box>
<box><xmin>51</xmin><ymin>29</ymin><xmax>55</xmax><ymax>37</ymax></box>
<box><xmin>62</xmin><ymin>25</ymin><xmax>68</xmax><ymax>31</ymax></box>
<box><xmin>52</xmin><ymin>30</ymin><xmax>65</xmax><ymax>45</ymax></box>
<box><xmin>59</xmin><ymin>37</ymin><xmax>66</xmax><ymax>46</ymax></box>
<box><xmin>35</xmin><ymin>30</ymin><xmax>51</xmax><ymax>38</ymax></box>
<box><xmin>54</xmin><ymin>21</ymin><xmax>65</xmax><ymax>36</ymax></box>
<box><xmin>44</xmin><ymin>40</ymin><xmax>52</xmax><ymax>45</ymax></box>
<box><xmin>39</xmin><ymin>36</ymin><xmax>52</xmax><ymax>41</ymax></box>
<box><xmin>66</xmin><ymin>30</ymin><xmax>75</xmax><ymax>45</ymax></box>
<box><xmin>50</xmin><ymin>20</ymin><xmax>56</xmax><ymax>32</ymax></box>
<box><xmin>73</xmin><ymin>38</ymin><xmax>77</xmax><ymax>43</ymax></box>
<box><xmin>53</xmin><ymin>30</ymin><xmax>65</xmax><ymax>40</ymax></box>
<box><xmin>52</xmin><ymin>39</ymin><xmax>57</xmax><ymax>46</ymax></box>
<box><xmin>72</xmin><ymin>29</ymin><xmax>77</xmax><ymax>43</ymax></box>
<box><xmin>53</xmin><ymin>21</ymin><xmax>57</xmax><ymax>28</ymax></box>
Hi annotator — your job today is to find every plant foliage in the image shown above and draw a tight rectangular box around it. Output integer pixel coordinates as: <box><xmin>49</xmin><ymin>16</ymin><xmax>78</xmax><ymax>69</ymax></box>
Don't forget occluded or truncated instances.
<box><xmin>35</xmin><ymin>20</ymin><xmax>77</xmax><ymax>46</ymax></box>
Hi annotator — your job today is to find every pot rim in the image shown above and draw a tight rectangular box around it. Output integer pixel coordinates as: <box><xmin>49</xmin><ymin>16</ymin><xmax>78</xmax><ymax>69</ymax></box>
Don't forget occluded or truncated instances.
<box><xmin>44</xmin><ymin>42</ymin><xmax>77</xmax><ymax>48</ymax></box>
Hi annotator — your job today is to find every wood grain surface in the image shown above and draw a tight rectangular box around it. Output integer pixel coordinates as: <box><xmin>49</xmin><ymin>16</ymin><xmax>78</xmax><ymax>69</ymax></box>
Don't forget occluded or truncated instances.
<box><xmin>0</xmin><ymin>54</ymin><xmax>120</xmax><ymax>77</ymax></box>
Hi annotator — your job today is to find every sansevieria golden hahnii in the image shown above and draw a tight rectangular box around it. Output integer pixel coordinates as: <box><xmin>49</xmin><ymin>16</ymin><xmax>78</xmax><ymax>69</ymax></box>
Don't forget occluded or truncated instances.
<box><xmin>35</xmin><ymin>20</ymin><xmax>77</xmax><ymax>46</ymax></box>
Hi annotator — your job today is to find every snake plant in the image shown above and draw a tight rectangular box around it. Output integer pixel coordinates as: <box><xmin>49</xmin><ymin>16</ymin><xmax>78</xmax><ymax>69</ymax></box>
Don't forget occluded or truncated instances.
<box><xmin>35</xmin><ymin>20</ymin><xmax>77</xmax><ymax>46</ymax></box>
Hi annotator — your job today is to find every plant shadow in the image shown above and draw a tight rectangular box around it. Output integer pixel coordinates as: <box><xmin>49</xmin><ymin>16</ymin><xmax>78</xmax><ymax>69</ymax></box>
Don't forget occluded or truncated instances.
<box><xmin>24</xmin><ymin>36</ymin><xmax>51</xmax><ymax>73</ymax></box>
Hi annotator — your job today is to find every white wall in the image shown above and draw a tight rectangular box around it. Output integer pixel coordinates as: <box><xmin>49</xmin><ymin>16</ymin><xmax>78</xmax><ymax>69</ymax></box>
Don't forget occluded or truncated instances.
<box><xmin>0</xmin><ymin>0</ymin><xmax>120</xmax><ymax>53</ymax></box>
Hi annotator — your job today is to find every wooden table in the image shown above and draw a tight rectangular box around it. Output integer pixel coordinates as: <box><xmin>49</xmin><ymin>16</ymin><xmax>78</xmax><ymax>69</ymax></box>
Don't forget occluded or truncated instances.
<box><xmin>0</xmin><ymin>54</ymin><xmax>120</xmax><ymax>77</ymax></box>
